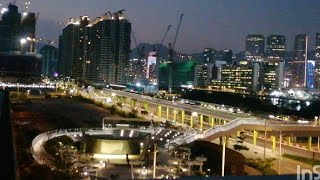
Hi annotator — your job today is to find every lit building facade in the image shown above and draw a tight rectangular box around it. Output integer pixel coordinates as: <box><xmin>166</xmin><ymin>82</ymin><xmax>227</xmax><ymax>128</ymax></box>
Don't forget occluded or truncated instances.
<box><xmin>211</xmin><ymin>64</ymin><xmax>256</xmax><ymax>93</ymax></box>
<box><xmin>245</xmin><ymin>34</ymin><xmax>265</xmax><ymax>60</ymax></box>
<box><xmin>194</xmin><ymin>64</ymin><xmax>210</xmax><ymax>87</ymax></box>
<box><xmin>258</xmin><ymin>60</ymin><xmax>285</xmax><ymax>90</ymax></box>
<box><xmin>315</xmin><ymin>33</ymin><xmax>320</xmax><ymax>89</ymax></box>
<box><xmin>210</xmin><ymin>59</ymin><xmax>284</xmax><ymax>93</ymax></box>
<box><xmin>58</xmin><ymin>16</ymin><xmax>89</xmax><ymax>79</ymax></box>
<box><xmin>203</xmin><ymin>48</ymin><xmax>216</xmax><ymax>63</ymax></box>
<box><xmin>290</xmin><ymin>34</ymin><xmax>308</xmax><ymax>88</ymax></box>
<box><xmin>85</xmin><ymin>12</ymin><xmax>131</xmax><ymax>84</ymax></box>
<box><xmin>307</xmin><ymin>60</ymin><xmax>315</xmax><ymax>88</ymax></box>
<box><xmin>266</xmin><ymin>35</ymin><xmax>285</xmax><ymax>60</ymax></box>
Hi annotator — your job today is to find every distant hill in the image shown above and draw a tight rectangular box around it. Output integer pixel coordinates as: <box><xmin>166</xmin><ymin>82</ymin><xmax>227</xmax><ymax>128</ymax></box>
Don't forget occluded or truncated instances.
<box><xmin>130</xmin><ymin>43</ymin><xmax>204</xmax><ymax>62</ymax></box>
<box><xmin>130</xmin><ymin>43</ymin><xmax>170</xmax><ymax>59</ymax></box>
<box><xmin>34</xmin><ymin>42</ymin><xmax>57</xmax><ymax>53</ymax></box>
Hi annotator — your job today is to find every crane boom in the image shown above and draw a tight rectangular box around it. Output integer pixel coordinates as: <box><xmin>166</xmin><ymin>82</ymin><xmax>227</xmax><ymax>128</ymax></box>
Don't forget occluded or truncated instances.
<box><xmin>131</xmin><ymin>31</ymin><xmax>143</xmax><ymax>58</ymax></box>
<box><xmin>172</xmin><ymin>13</ymin><xmax>184</xmax><ymax>49</ymax></box>
<box><xmin>157</xmin><ymin>25</ymin><xmax>172</xmax><ymax>53</ymax></box>
<box><xmin>167</xmin><ymin>13</ymin><xmax>184</xmax><ymax>94</ymax></box>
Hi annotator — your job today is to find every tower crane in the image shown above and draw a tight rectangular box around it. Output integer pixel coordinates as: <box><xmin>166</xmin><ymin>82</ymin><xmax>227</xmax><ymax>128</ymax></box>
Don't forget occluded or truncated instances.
<box><xmin>154</xmin><ymin>25</ymin><xmax>172</xmax><ymax>56</ymax></box>
<box><xmin>131</xmin><ymin>30</ymin><xmax>145</xmax><ymax>82</ymax></box>
<box><xmin>167</xmin><ymin>13</ymin><xmax>184</xmax><ymax>94</ymax></box>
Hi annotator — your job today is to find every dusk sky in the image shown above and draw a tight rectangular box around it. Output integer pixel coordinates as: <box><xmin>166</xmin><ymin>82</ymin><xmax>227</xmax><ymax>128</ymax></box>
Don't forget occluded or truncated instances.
<box><xmin>16</xmin><ymin>0</ymin><xmax>320</xmax><ymax>53</ymax></box>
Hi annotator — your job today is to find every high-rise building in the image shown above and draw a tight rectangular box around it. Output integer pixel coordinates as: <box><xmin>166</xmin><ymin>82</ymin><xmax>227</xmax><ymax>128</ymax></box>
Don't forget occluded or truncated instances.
<box><xmin>0</xmin><ymin>4</ymin><xmax>21</xmax><ymax>52</ymax></box>
<box><xmin>307</xmin><ymin>60</ymin><xmax>315</xmax><ymax>88</ymax></box>
<box><xmin>59</xmin><ymin>16</ymin><xmax>89</xmax><ymax>79</ymax></box>
<box><xmin>315</xmin><ymin>33</ymin><xmax>320</xmax><ymax>89</ymax></box>
<box><xmin>258</xmin><ymin>60</ymin><xmax>285</xmax><ymax>90</ymax></box>
<box><xmin>211</xmin><ymin>64</ymin><xmax>256</xmax><ymax>93</ymax></box>
<box><xmin>40</xmin><ymin>45</ymin><xmax>58</xmax><ymax>77</ymax></box>
<box><xmin>210</xmin><ymin>58</ymin><xmax>284</xmax><ymax>93</ymax></box>
<box><xmin>245</xmin><ymin>34</ymin><xmax>265</xmax><ymax>60</ymax></box>
<box><xmin>222</xmin><ymin>49</ymin><xmax>233</xmax><ymax>64</ymax></box>
<box><xmin>316</xmin><ymin>33</ymin><xmax>320</xmax><ymax>56</ymax></box>
<box><xmin>194</xmin><ymin>64</ymin><xmax>210</xmax><ymax>87</ymax></box>
<box><xmin>203</xmin><ymin>48</ymin><xmax>216</xmax><ymax>63</ymax></box>
<box><xmin>21</xmin><ymin>12</ymin><xmax>36</xmax><ymax>52</ymax></box>
<box><xmin>85</xmin><ymin>12</ymin><xmax>131</xmax><ymax>84</ymax></box>
<box><xmin>290</xmin><ymin>34</ymin><xmax>308</xmax><ymax>88</ymax></box>
<box><xmin>266</xmin><ymin>35</ymin><xmax>285</xmax><ymax>60</ymax></box>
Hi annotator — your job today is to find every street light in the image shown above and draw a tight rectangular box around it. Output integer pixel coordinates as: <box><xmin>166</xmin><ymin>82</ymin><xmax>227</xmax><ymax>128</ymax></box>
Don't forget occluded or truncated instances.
<box><xmin>191</xmin><ymin>112</ymin><xmax>198</xmax><ymax>128</ymax></box>
<box><xmin>191</xmin><ymin>112</ymin><xmax>198</xmax><ymax>117</ymax></box>
<box><xmin>20</xmin><ymin>38</ymin><xmax>27</xmax><ymax>53</ymax></box>
<box><xmin>17</xmin><ymin>83</ymin><xmax>20</xmax><ymax>94</ymax></box>
<box><xmin>315</xmin><ymin>116</ymin><xmax>320</xmax><ymax>150</ymax></box>
<box><xmin>221</xmin><ymin>136</ymin><xmax>226</xmax><ymax>177</ymax></box>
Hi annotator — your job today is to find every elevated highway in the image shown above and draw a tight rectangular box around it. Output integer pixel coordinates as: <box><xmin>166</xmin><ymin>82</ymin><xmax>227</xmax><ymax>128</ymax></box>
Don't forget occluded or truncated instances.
<box><xmin>99</xmin><ymin>89</ymin><xmax>251</xmax><ymax>131</ymax></box>
<box><xmin>170</xmin><ymin>118</ymin><xmax>320</xmax><ymax>146</ymax></box>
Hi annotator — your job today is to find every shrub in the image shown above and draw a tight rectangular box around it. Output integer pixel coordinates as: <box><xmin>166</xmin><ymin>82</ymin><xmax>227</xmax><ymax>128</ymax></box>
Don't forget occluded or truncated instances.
<box><xmin>245</xmin><ymin>158</ymin><xmax>277</xmax><ymax>175</ymax></box>
<box><xmin>283</xmin><ymin>154</ymin><xmax>320</xmax><ymax>166</ymax></box>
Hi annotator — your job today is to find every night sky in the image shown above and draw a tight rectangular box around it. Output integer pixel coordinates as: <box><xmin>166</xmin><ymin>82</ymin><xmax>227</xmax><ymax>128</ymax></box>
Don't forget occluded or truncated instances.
<box><xmin>15</xmin><ymin>0</ymin><xmax>320</xmax><ymax>53</ymax></box>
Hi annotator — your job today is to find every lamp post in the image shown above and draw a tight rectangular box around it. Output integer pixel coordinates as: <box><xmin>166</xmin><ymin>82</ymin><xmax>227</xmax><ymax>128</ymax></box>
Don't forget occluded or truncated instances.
<box><xmin>221</xmin><ymin>136</ymin><xmax>226</xmax><ymax>177</ymax></box>
<box><xmin>17</xmin><ymin>83</ymin><xmax>20</xmax><ymax>94</ymax></box>
<box><xmin>191</xmin><ymin>112</ymin><xmax>198</xmax><ymax>128</ymax></box>
<box><xmin>264</xmin><ymin>120</ymin><xmax>267</xmax><ymax>159</ymax></box>
<box><xmin>153</xmin><ymin>143</ymin><xmax>157</xmax><ymax>179</ymax></box>
<box><xmin>278</xmin><ymin>129</ymin><xmax>282</xmax><ymax>175</ymax></box>
<box><xmin>20</xmin><ymin>38</ymin><xmax>27</xmax><ymax>53</ymax></box>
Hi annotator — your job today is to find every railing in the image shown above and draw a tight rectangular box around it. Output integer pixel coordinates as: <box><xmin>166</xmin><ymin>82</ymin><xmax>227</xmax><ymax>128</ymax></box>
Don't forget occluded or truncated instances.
<box><xmin>104</xmin><ymin>89</ymin><xmax>252</xmax><ymax>119</ymax></box>
<box><xmin>168</xmin><ymin>118</ymin><xmax>320</xmax><ymax>147</ymax></box>
<box><xmin>31</xmin><ymin>127</ymin><xmax>157</xmax><ymax>165</ymax></box>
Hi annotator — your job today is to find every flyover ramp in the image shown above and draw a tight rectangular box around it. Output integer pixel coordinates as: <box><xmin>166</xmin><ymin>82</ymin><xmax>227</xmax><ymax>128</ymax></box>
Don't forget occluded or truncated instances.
<box><xmin>169</xmin><ymin>118</ymin><xmax>320</xmax><ymax>146</ymax></box>
<box><xmin>102</xmin><ymin>89</ymin><xmax>249</xmax><ymax>121</ymax></box>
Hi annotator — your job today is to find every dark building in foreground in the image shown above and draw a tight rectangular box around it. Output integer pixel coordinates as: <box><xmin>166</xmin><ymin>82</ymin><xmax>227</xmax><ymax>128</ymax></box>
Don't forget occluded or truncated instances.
<box><xmin>0</xmin><ymin>53</ymin><xmax>42</xmax><ymax>82</ymax></box>
<box><xmin>0</xmin><ymin>4</ymin><xmax>21</xmax><ymax>52</ymax></box>
<box><xmin>0</xmin><ymin>4</ymin><xmax>36</xmax><ymax>53</ymax></box>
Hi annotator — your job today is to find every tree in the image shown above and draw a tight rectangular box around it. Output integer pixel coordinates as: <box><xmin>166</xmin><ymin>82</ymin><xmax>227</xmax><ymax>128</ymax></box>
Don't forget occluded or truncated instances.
<box><xmin>233</xmin><ymin>131</ymin><xmax>249</xmax><ymax>151</ymax></box>
<box><xmin>116</xmin><ymin>102</ymin><xmax>123</xmax><ymax>108</ymax></box>
<box><xmin>141</xmin><ymin>110</ymin><xmax>148</xmax><ymax>115</ymax></box>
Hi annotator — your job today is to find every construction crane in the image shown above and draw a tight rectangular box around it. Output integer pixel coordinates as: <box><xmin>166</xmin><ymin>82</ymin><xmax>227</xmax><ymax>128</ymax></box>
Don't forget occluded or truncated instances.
<box><xmin>37</xmin><ymin>38</ymin><xmax>56</xmax><ymax>45</ymax></box>
<box><xmin>11</xmin><ymin>0</ymin><xmax>18</xmax><ymax>5</ymax></box>
<box><xmin>131</xmin><ymin>30</ymin><xmax>145</xmax><ymax>82</ymax></box>
<box><xmin>22</xmin><ymin>0</ymin><xmax>30</xmax><ymax>12</ymax></box>
<box><xmin>167</xmin><ymin>13</ymin><xmax>184</xmax><ymax>94</ymax></box>
<box><xmin>154</xmin><ymin>25</ymin><xmax>172</xmax><ymax>57</ymax></box>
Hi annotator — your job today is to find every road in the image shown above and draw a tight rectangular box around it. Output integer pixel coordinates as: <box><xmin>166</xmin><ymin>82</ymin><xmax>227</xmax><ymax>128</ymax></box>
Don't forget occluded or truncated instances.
<box><xmin>212</xmin><ymin>138</ymin><xmax>313</xmax><ymax>175</ymax></box>
<box><xmin>100</xmin><ymin>89</ymin><xmax>251</xmax><ymax>121</ymax></box>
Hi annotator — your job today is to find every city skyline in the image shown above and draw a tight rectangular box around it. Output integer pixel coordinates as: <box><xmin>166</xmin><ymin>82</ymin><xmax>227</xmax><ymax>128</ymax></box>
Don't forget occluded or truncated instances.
<box><xmin>15</xmin><ymin>0</ymin><xmax>320</xmax><ymax>53</ymax></box>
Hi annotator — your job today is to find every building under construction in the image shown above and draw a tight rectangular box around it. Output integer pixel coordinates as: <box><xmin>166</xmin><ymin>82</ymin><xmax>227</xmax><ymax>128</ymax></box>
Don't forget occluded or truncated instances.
<box><xmin>58</xmin><ymin>11</ymin><xmax>131</xmax><ymax>85</ymax></box>
<box><xmin>0</xmin><ymin>3</ymin><xmax>37</xmax><ymax>53</ymax></box>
